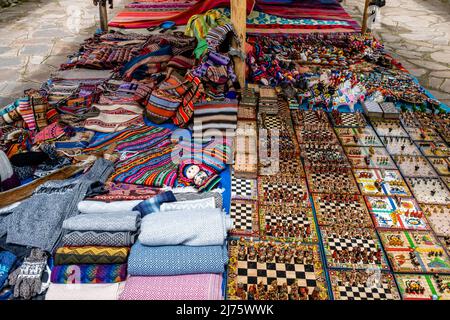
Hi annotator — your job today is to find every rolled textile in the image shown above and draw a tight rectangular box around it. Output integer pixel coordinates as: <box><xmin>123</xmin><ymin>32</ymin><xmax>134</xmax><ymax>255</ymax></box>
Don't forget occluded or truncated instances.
<box><xmin>54</xmin><ymin>246</ymin><xmax>130</xmax><ymax>265</ymax></box>
<box><xmin>45</xmin><ymin>282</ymin><xmax>125</xmax><ymax>300</ymax></box>
<box><xmin>85</xmin><ymin>182</ymin><xmax>161</xmax><ymax>202</ymax></box>
<box><xmin>77</xmin><ymin>200</ymin><xmax>142</xmax><ymax>214</ymax></box>
<box><xmin>62</xmin><ymin>211</ymin><xmax>140</xmax><ymax>232</ymax></box>
<box><xmin>50</xmin><ymin>264</ymin><xmax>127</xmax><ymax>284</ymax></box>
<box><xmin>119</xmin><ymin>274</ymin><xmax>223</xmax><ymax>300</ymax></box>
<box><xmin>133</xmin><ymin>190</ymin><xmax>176</xmax><ymax>216</ymax></box>
<box><xmin>62</xmin><ymin>231</ymin><xmax>136</xmax><ymax>247</ymax></box>
<box><xmin>139</xmin><ymin>208</ymin><xmax>231</xmax><ymax>246</ymax></box>
<box><xmin>174</xmin><ymin>189</ymin><xmax>223</xmax><ymax>208</ymax></box>
<box><xmin>160</xmin><ymin>197</ymin><xmax>216</xmax><ymax>211</ymax></box>
<box><xmin>128</xmin><ymin>241</ymin><xmax>228</xmax><ymax>276</ymax></box>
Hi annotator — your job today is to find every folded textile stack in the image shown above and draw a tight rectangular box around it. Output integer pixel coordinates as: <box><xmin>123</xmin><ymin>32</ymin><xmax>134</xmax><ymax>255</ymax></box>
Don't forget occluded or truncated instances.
<box><xmin>120</xmin><ymin>191</ymin><xmax>230</xmax><ymax>300</ymax></box>
<box><xmin>47</xmin><ymin>210</ymin><xmax>140</xmax><ymax>299</ymax></box>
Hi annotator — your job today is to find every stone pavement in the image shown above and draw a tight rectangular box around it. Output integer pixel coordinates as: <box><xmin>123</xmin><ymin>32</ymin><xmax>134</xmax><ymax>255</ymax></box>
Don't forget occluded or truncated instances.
<box><xmin>0</xmin><ymin>0</ymin><xmax>123</xmax><ymax>106</ymax></box>
<box><xmin>342</xmin><ymin>0</ymin><xmax>450</xmax><ymax>107</ymax></box>
<box><xmin>0</xmin><ymin>0</ymin><xmax>449</xmax><ymax>106</ymax></box>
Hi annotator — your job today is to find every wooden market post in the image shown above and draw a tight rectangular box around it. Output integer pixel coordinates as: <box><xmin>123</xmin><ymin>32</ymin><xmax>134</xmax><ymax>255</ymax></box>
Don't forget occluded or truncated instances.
<box><xmin>361</xmin><ymin>0</ymin><xmax>371</xmax><ymax>33</ymax></box>
<box><xmin>231</xmin><ymin>0</ymin><xmax>247</xmax><ymax>88</ymax></box>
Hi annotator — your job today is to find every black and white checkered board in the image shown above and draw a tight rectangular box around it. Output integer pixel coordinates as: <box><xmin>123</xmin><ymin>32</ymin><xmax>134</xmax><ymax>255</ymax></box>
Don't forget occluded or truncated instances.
<box><xmin>317</xmin><ymin>200</ymin><xmax>364</xmax><ymax>215</ymax></box>
<box><xmin>333</xmin><ymin>113</ymin><xmax>366</xmax><ymax>128</ymax></box>
<box><xmin>264</xmin><ymin>212</ymin><xmax>310</xmax><ymax>227</ymax></box>
<box><xmin>336</xmin><ymin>282</ymin><xmax>396</xmax><ymax>300</ymax></box>
<box><xmin>230</xmin><ymin>201</ymin><xmax>256</xmax><ymax>231</ymax></box>
<box><xmin>327</xmin><ymin>236</ymin><xmax>378</xmax><ymax>253</ymax></box>
<box><xmin>263</xmin><ymin>116</ymin><xmax>283</xmax><ymax>129</ymax></box>
<box><xmin>236</xmin><ymin>260</ymin><xmax>317</xmax><ymax>291</ymax></box>
<box><xmin>264</xmin><ymin>183</ymin><xmax>305</xmax><ymax>195</ymax></box>
<box><xmin>232</xmin><ymin>175</ymin><xmax>258</xmax><ymax>200</ymax></box>
<box><xmin>308</xmin><ymin>172</ymin><xmax>358</xmax><ymax>193</ymax></box>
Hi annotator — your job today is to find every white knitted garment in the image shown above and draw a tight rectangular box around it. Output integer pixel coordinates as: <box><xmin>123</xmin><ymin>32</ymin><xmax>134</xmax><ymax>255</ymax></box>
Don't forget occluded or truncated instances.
<box><xmin>0</xmin><ymin>150</ymin><xmax>13</xmax><ymax>182</ymax></box>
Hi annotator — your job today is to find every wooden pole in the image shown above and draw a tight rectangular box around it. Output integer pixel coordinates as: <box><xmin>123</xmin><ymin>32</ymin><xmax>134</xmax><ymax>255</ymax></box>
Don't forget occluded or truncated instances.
<box><xmin>231</xmin><ymin>0</ymin><xmax>247</xmax><ymax>88</ymax></box>
<box><xmin>99</xmin><ymin>0</ymin><xmax>109</xmax><ymax>32</ymax></box>
<box><xmin>361</xmin><ymin>0</ymin><xmax>371</xmax><ymax>33</ymax></box>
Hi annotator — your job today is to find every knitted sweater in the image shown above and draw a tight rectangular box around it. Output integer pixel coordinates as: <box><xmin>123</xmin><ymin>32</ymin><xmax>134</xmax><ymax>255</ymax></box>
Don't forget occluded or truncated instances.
<box><xmin>4</xmin><ymin>158</ymin><xmax>114</xmax><ymax>253</ymax></box>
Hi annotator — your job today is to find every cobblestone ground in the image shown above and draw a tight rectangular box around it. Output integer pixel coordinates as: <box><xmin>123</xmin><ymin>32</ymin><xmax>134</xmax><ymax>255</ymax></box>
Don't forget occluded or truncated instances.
<box><xmin>342</xmin><ymin>0</ymin><xmax>450</xmax><ymax>107</ymax></box>
<box><xmin>0</xmin><ymin>0</ymin><xmax>449</xmax><ymax>106</ymax></box>
<box><xmin>0</xmin><ymin>0</ymin><xmax>123</xmax><ymax>106</ymax></box>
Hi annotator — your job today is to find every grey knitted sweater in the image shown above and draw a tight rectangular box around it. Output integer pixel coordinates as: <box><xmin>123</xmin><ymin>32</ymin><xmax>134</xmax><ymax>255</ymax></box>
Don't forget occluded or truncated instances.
<box><xmin>4</xmin><ymin>158</ymin><xmax>114</xmax><ymax>253</ymax></box>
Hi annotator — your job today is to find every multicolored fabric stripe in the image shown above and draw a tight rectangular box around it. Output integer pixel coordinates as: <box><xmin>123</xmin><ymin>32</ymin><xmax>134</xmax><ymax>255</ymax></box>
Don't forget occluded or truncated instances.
<box><xmin>110</xmin><ymin>143</ymin><xmax>178</xmax><ymax>187</ymax></box>
<box><xmin>54</xmin><ymin>246</ymin><xmax>130</xmax><ymax>265</ymax></box>
<box><xmin>50</xmin><ymin>264</ymin><xmax>127</xmax><ymax>284</ymax></box>
<box><xmin>173</xmin><ymin>137</ymin><xmax>232</xmax><ymax>173</ymax></box>
<box><xmin>84</xmin><ymin>125</ymin><xmax>172</xmax><ymax>154</ymax></box>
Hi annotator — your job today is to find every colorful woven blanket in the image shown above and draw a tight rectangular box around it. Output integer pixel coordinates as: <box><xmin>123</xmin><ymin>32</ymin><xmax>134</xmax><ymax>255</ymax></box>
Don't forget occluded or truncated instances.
<box><xmin>138</xmin><ymin>208</ymin><xmax>232</xmax><ymax>246</ymax></box>
<box><xmin>110</xmin><ymin>143</ymin><xmax>178</xmax><ymax>187</ymax></box>
<box><xmin>119</xmin><ymin>274</ymin><xmax>223</xmax><ymax>300</ymax></box>
<box><xmin>128</xmin><ymin>241</ymin><xmax>228</xmax><ymax>276</ymax></box>
<box><xmin>54</xmin><ymin>246</ymin><xmax>130</xmax><ymax>265</ymax></box>
<box><xmin>85</xmin><ymin>182</ymin><xmax>161</xmax><ymax>202</ymax></box>
<box><xmin>109</xmin><ymin>0</ymin><xmax>255</xmax><ymax>28</ymax></box>
<box><xmin>50</xmin><ymin>264</ymin><xmax>127</xmax><ymax>284</ymax></box>
<box><xmin>84</xmin><ymin>125</ymin><xmax>172</xmax><ymax>154</ymax></box>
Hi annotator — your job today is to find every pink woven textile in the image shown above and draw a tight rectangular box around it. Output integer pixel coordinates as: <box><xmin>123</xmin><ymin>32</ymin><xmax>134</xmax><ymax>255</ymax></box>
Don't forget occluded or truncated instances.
<box><xmin>119</xmin><ymin>274</ymin><xmax>223</xmax><ymax>300</ymax></box>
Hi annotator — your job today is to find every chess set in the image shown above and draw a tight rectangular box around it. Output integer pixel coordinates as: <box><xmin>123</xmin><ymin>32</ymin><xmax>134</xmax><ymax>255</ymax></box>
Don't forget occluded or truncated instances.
<box><xmin>329</xmin><ymin>270</ymin><xmax>401</xmax><ymax>300</ymax></box>
<box><xmin>422</xmin><ymin>204</ymin><xmax>450</xmax><ymax>237</ymax></box>
<box><xmin>365</xmin><ymin>196</ymin><xmax>429</xmax><ymax>230</ymax></box>
<box><xmin>335</xmin><ymin>127</ymin><xmax>383</xmax><ymax>147</ymax></box>
<box><xmin>320</xmin><ymin>226</ymin><xmax>389</xmax><ymax>270</ymax></box>
<box><xmin>231</xmin><ymin>174</ymin><xmax>258</xmax><ymax>201</ymax></box>
<box><xmin>291</xmin><ymin>110</ymin><xmax>339</xmax><ymax>145</ymax></box>
<box><xmin>329</xmin><ymin>110</ymin><xmax>366</xmax><ymax>128</ymax></box>
<box><xmin>395</xmin><ymin>273</ymin><xmax>450</xmax><ymax>300</ymax></box>
<box><xmin>371</xmin><ymin>120</ymin><xmax>408</xmax><ymax>137</ymax></box>
<box><xmin>258</xmin><ymin>176</ymin><xmax>310</xmax><ymax>207</ymax></box>
<box><xmin>229</xmin><ymin>86</ymin><xmax>450</xmax><ymax>299</ymax></box>
<box><xmin>406</xmin><ymin>177</ymin><xmax>450</xmax><ymax>204</ymax></box>
<box><xmin>312</xmin><ymin>193</ymin><xmax>373</xmax><ymax>228</ymax></box>
<box><xmin>393</xmin><ymin>155</ymin><xmax>438</xmax><ymax>178</ymax></box>
<box><xmin>378</xmin><ymin>230</ymin><xmax>450</xmax><ymax>273</ymax></box>
<box><xmin>230</xmin><ymin>199</ymin><xmax>260</xmax><ymax>237</ymax></box>
<box><xmin>226</xmin><ymin>239</ymin><xmax>328</xmax><ymax>300</ymax></box>
<box><xmin>259</xmin><ymin>204</ymin><xmax>318</xmax><ymax>243</ymax></box>
<box><xmin>344</xmin><ymin>146</ymin><xmax>396</xmax><ymax>169</ymax></box>
<box><xmin>406</xmin><ymin>127</ymin><xmax>444</xmax><ymax>143</ymax></box>
<box><xmin>306</xmin><ymin>170</ymin><xmax>360</xmax><ymax>195</ymax></box>
<box><xmin>381</xmin><ymin>136</ymin><xmax>421</xmax><ymax>156</ymax></box>
<box><xmin>353</xmin><ymin>168</ymin><xmax>411</xmax><ymax>197</ymax></box>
